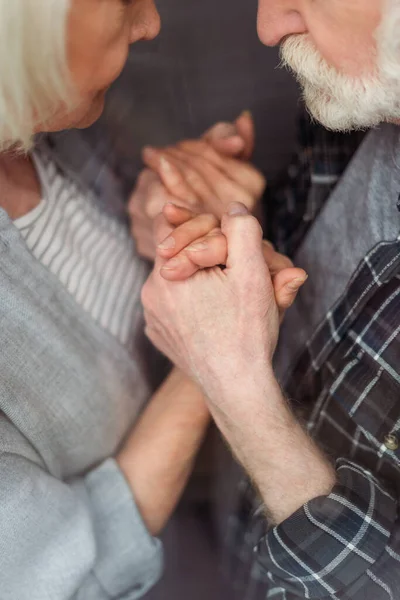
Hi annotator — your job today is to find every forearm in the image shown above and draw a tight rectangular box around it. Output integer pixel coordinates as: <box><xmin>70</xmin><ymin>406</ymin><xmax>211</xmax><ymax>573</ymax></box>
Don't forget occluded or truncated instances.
<box><xmin>207</xmin><ymin>370</ymin><xmax>336</xmax><ymax>525</ymax></box>
<box><xmin>117</xmin><ymin>368</ymin><xmax>210</xmax><ymax>535</ymax></box>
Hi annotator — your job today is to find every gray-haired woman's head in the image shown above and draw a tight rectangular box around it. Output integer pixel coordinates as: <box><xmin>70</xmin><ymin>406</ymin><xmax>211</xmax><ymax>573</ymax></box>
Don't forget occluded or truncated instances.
<box><xmin>0</xmin><ymin>0</ymin><xmax>160</xmax><ymax>151</ymax></box>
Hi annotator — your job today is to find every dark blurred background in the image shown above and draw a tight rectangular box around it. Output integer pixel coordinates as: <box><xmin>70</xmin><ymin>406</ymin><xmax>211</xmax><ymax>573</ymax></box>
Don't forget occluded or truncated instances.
<box><xmin>51</xmin><ymin>0</ymin><xmax>299</xmax><ymax>199</ymax></box>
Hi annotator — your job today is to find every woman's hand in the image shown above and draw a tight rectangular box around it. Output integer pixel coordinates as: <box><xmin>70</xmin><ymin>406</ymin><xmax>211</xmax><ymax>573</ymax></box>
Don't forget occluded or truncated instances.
<box><xmin>155</xmin><ymin>203</ymin><xmax>307</xmax><ymax>320</ymax></box>
<box><xmin>141</xmin><ymin>206</ymin><xmax>336</xmax><ymax>530</ymax></box>
<box><xmin>128</xmin><ymin>112</ymin><xmax>262</xmax><ymax>260</ymax></box>
<box><xmin>142</xmin><ymin>203</ymin><xmax>283</xmax><ymax>401</ymax></box>
<box><xmin>141</xmin><ymin>133</ymin><xmax>265</xmax><ymax>219</ymax></box>
<box><xmin>117</xmin><ymin>368</ymin><xmax>210</xmax><ymax>536</ymax></box>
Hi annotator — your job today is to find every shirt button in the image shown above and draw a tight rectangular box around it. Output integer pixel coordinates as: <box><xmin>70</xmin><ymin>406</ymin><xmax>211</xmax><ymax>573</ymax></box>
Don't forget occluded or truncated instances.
<box><xmin>384</xmin><ymin>434</ymin><xmax>399</xmax><ymax>451</ymax></box>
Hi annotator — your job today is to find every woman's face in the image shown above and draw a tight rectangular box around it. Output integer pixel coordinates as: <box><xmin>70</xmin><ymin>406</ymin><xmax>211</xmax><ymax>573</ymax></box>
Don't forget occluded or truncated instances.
<box><xmin>44</xmin><ymin>0</ymin><xmax>160</xmax><ymax>132</ymax></box>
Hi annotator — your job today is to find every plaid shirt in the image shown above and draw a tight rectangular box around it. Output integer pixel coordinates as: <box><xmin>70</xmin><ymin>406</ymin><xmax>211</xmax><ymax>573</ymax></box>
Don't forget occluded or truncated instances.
<box><xmin>224</xmin><ymin>115</ymin><xmax>400</xmax><ymax>600</ymax></box>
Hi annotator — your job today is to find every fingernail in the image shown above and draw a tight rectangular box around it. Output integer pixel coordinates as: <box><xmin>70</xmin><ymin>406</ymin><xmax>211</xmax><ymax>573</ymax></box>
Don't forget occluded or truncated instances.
<box><xmin>286</xmin><ymin>275</ymin><xmax>308</xmax><ymax>292</ymax></box>
<box><xmin>159</xmin><ymin>156</ymin><xmax>173</xmax><ymax>174</ymax></box>
<box><xmin>241</xmin><ymin>109</ymin><xmax>252</xmax><ymax>119</ymax></box>
<box><xmin>213</xmin><ymin>123</ymin><xmax>238</xmax><ymax>139</ymax></box>
<box><xmin>228</xmin><ymin>202</ymin><xmax>249</xmax><ymax>216</ymax></box>
<box><xmin>158</xmin><ymin>236</ymin><xmax>176</xmax><ymax>250</ymax></box>
<box><xmin>187</xmin><ymin>241</ymin><xmax>208</xmax><ymax>252</ymax></box>
<box><xmin>161</xmin><ymin>257</ymin><xmax>181</xmax><ymax>270</ymax></box>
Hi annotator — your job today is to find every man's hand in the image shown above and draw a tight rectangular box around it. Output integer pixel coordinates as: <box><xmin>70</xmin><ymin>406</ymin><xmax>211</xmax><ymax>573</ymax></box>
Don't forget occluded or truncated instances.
<box><xmin>156</xmin><ymin>203</ymin><xmax>307</xmax><ymax>320</ymax></box>
<box><xmin>141</xmin><ymin>203</ymin><xmax>336</xmax><ymax>526</ymax></box>
<box><xmin>142</xmin><ymin>202</ymin><xmax>279</xmax><ymax>398</ymax></box>
<box><xmin>128</xmin><ymin>112</ymin><xmax>262</xmax><ymax>260</ymax></box>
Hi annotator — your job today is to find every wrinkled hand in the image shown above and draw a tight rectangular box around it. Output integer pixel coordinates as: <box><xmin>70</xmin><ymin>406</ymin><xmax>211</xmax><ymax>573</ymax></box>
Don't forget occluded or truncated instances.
<box><xmin>141</xmin><ymin>203</ymin><xmax>284</xmax><ymax>400</ymax></box>
<box><xmin>156</xmin><ymin>203</ymin><xmax>307</xmax><ymax>321</ymax></box>
<box><xmin>141</xmin><ymin>114</ymin><xmax>265</xmax><ymax>219</ymax></box>
<box><xmin>128</xmin><ymin>169</ymin><xmax>177</xmax><ymax>260</ymax></box>
<box><xmin>128</xmin><ymin>112</ymin><xmax>263</xmax><ymax>260</ymax></box>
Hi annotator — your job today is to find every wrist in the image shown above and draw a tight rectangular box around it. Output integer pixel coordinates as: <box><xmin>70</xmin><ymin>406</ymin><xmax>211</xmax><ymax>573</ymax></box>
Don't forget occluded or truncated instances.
<box><xmin>206</xmin><ymin>364</ymin><xmax>286</xmax><ymax>423</ymax></box>
<box><xmin>203</xmin><ymin>370</ymin><xmax>336</xmax><ymax>525</ymax></box>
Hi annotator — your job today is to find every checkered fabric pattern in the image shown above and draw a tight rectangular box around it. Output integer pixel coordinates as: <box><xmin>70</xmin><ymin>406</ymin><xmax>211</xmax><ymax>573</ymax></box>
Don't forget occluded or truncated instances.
<box><xmin>264</xmin><ymin>112</ymin><xmax>365</xmax><ymax>259</ymax></box>
<box><xmin>224</xmin><ymin>114</ymin><xmax>400</xmax><ymax>599</ymax></box>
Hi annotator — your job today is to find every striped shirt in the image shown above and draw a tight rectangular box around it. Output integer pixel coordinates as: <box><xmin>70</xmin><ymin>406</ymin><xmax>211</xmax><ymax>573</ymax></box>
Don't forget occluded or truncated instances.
<box><xmin>14</xmin><ymin>150</ymin><xmax>148</xmax><ymax>351</ymax></box>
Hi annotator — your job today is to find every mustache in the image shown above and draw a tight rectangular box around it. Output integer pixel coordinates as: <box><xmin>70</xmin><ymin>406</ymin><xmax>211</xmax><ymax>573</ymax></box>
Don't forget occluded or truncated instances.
<box><xmin>279</xmin><ymin>35</ymin><xmax>337</xmax><ymax>86</ymax></box>
<box><xmin>279</xmin><ymin>34</ymin><xmax>375</xmax><ymax>102</ymax></box>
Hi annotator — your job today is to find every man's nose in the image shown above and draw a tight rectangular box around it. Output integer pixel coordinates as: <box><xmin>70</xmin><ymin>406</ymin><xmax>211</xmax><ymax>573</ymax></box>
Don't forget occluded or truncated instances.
<box><xmin>130</xmin><ymin>0</ymin><xmax>161</xmax><ymax>44</ymax></box>
<box><xmin>257</xmin><ymin>0</ymin><xmax>307</xmax><ymax>46</ymax></box>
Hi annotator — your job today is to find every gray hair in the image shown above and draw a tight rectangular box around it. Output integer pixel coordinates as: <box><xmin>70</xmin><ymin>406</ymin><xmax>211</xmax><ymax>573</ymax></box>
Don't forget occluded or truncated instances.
<box><xmin>0</xmin><ymin>0</ymin><xmax>73</xmax><ymax>151</ymax></box>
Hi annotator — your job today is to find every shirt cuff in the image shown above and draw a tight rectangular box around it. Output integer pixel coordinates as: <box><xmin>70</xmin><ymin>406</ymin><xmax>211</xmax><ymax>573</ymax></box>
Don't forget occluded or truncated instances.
<box><xmin>72</xmin><ymin>458</ymin><xmax>163</xmax><ymax>599</ymax></box>
<box><xmin>256</xmin><ymin>459</ymin><xmax>397</xmax><ymax>598</ymax></box>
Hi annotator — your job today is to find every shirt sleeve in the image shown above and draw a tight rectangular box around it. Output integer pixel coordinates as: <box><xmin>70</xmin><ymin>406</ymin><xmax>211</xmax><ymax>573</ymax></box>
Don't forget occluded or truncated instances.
<box><xmin>0</xmin><ymin>452</ymin><xmax>163</xmax><ymax>600</ymax></box>
<box><xmin>256</xmin><ymin>458</ymin><xmax>398</xmax><ymax>599</ymax></box>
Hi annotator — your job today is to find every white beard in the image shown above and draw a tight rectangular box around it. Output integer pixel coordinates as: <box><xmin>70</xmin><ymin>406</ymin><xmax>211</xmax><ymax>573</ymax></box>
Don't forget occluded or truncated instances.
<box><xmin>279</xmin><ymin>5</ymin><xmax>400</xmax><ymax>131</ymax></box>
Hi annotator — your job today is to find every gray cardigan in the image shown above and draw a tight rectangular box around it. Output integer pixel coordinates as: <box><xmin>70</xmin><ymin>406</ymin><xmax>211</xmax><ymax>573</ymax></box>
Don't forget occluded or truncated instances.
<box><xmin>0</xmin><ymin>206</ymin><xmax>163</xmax><ymax>599</ymax></box>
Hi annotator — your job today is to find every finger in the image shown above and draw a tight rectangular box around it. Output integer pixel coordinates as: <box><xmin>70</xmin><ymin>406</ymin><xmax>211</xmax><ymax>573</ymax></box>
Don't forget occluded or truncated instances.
<box><xmin>129</xmin><ymin>169</ymin><xmax>188</xmax><ymax>220</ymax></box>
<box><xmin>210</xmin><ymin>156</ymin><xmax>266</xmax><ymax>200</ymax></box>
<box><xmin>165</xmin><ymin>148</ymin><xmax>254</xmax><ymax>213</ymax></box>
<box><xmin>162</xmin><ymin>203</ymin><xmax>198</xmax><ymax>226</ymax></box>
<box><xmin>161</xmin><ymin>229</ymin><xmax>227</xmax><ymax>280</ymax></box>
<box><xmin>273</xmin><ymin>268</ymin><xmax>308</xmax><ymax>312</ymax></box>
<box><xmin>177</xmin><ymin>139</ymin><xmax>228</xmax><ymax>170</ymax></box>
<box><xmin>160</xmin><ymin>253</ymin><xmax>199</xmax><ymax>281</ymax></box>
<box><xmin>185</xmin><ymin>230</ymin><xmax>227</xmax><ymax>268</ymax></box>
<box><xmin>262</xmin><ymin>241</ymin><xmax>294</xmax><ymax>276</ymax></box>
<box><xmin>128</xmin><ymin>170</ymin><xmax>155</xmax><ymax>219</ymax></box>
<box><xmin>175</xmin><ymin>141</ymin><xmax>265</xmax><ymax>202</ymax></box>
<box><xmin>162</xmin><ymin>148</ymin><xmax>217</xmax><ymax>208</ymax></box>
<box><xmin>203</xmin><ymin>122</ymin><xmax>246</xmax><ymax>157</ymax></box>
<box><xmin>145</xmin><ymin>182</ymin><xmax>178</xmax><ymax>219</ymax></box>
<box><xmin>134</xmin><ymin>236</ymin><xmax>157</xmax><ymax>261</ymax></box>
<box><xmin>142</xmin><ymin>146</ymin><xmax>200</xmax><ymax>207</ymax></box>
<box><xmin>157</xmin><ymin>213</ymin><xmax>219</xmax><ymax>258</ymax></box>
<box><xmin>234</xmin><ymin>111</ymin><xmax>255</xmax><ymax>160</ymax></box>
<box><xmin>221</xmin><ymin>203</ymin><xmax>266</xmax><ymax>277</ymax></box>
<box><xmin>221</xmin><ymin>202</ymin><xmax>272</xmax><ymax>287</ymax></box>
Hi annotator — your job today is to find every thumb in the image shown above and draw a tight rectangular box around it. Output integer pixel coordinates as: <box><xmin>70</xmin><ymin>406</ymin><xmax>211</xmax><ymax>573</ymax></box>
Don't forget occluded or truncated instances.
<box><xmin>221</xmin><ymin>202</ymin><xmax>266</xmax><ymax>275</ymax></box>
<box><xmin>273</xmin><ymin>268</ymin><xmax>308</xmax><ymax>312</ymax></box>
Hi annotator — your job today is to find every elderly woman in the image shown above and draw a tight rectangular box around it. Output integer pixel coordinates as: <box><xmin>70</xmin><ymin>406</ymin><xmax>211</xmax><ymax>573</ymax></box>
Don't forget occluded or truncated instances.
<box><xmin>0</xmin><ymin>2</ymin><xmax>216</xmax><ymax>599</ymax></box>
<box><xmin>0</xmin><ymin>1</ymin><xmax>306</xmax><ymax>598</ymax></box>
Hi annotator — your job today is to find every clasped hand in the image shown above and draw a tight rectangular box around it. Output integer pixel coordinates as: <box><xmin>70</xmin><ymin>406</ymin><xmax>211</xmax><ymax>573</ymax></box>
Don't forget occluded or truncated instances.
<box><xmin>132</xmin><ymin>113</ymin><xmax>307</xmax><ymax>400</ymax></box>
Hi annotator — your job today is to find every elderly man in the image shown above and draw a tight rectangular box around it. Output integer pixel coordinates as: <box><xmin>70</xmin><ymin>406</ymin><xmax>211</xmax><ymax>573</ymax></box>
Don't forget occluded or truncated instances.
<box><xmin>139</xmin><ymin>1</ymin><xmax>400</xmax><ymax>598</ymax></box>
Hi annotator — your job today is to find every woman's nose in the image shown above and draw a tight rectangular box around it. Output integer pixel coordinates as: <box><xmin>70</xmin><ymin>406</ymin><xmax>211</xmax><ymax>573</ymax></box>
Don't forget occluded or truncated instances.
<box><xmin>257</xmin><ymin>0</ymin><xmax>307</xmax><ymax>46</ymax></box>
<box><xmin>129</xmin><ymin>0</ymin><xmax>161</xmax><ymax>44</ymax></box>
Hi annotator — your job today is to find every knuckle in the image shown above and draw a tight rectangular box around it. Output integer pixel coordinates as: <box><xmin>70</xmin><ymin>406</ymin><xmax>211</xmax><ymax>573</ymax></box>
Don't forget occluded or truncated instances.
<box><xmin>203</xmin><ymin>212</ymin><xmax>218</xmax><ymax>225</ymax></box>
<box><xmin>129</xmin><ymin>202</ymin><xmax>141</xmax><ymax>218</ymax></box>
<box><xmin>147</xmin><ymin>179</ymin><xmax>162</xmax><ymax>196</ymax></box>
<box><xmin>146</xmin><ymin>196</ymin><xmax>164</xmax><ymax>219</ymax></box>
<box><xmin>141</xmin><ymin>281</ymin><xmax>153</xmax><ymax>309</ymax></box>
